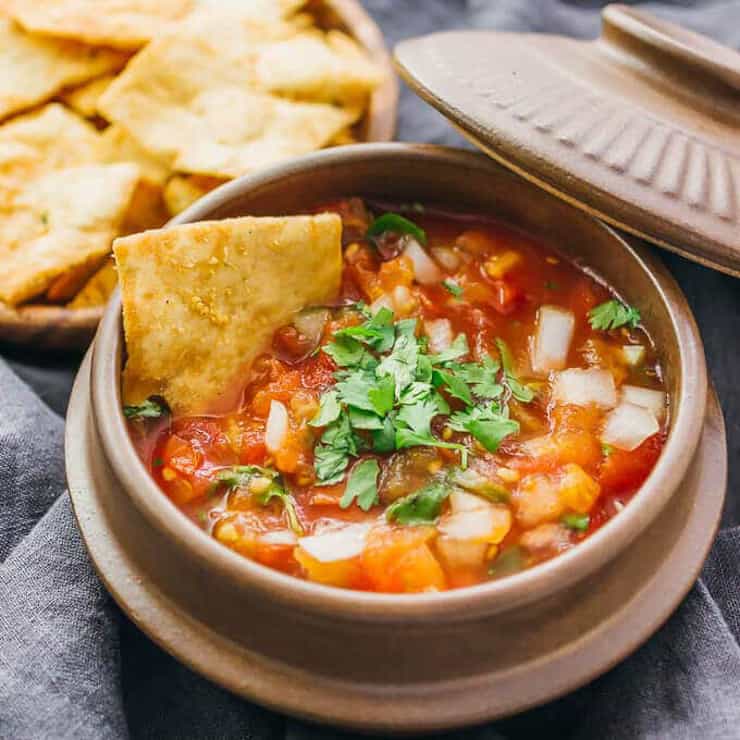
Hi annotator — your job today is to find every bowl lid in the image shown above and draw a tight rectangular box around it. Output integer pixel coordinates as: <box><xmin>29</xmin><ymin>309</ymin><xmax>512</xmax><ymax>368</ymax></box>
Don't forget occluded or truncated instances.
<box><xmin>394</xmin><ymin>3</ymin><xmax>740</xmax><ymax>277</ymax></box>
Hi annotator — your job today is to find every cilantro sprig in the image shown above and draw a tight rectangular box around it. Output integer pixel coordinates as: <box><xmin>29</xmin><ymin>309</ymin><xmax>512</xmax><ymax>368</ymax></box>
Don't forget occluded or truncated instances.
<box><xmin>386</xmin><ymin>481</ymin><xmax>448</xmax><ymax>525</ymax></box>
<box><xmin>495</xmin><ymin>338</ymin><xmax>535</xmax><ymax>403</ymax></box>
<box><xmin>123</xmin><ymin>397</ymin><xmax>168</xmax><ymax>420</ymax></box>
<box><xmin>588</xmin><ymin>299</ymin><xmax>641</xmax><ymax>331</ymax></box>
<box><xmin>340</xmin><ymin>459</ymin><xmax>380</xmax><ymax>511</ymax></box>
<box><xmin>366</xmin><ymin>213</ymin><xmax>427</xmax><ymax>246</ymax></box>
<box><xmin>216</xmin><ymin>465</ymin><xmax>302</xmax><ymax>535</ymax></box>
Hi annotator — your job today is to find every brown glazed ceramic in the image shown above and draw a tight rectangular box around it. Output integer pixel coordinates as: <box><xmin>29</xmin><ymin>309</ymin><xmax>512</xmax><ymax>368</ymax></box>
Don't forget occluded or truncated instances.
<box><xmin>394</xmin><ymin>4</ymin><xmax>740</xmax><ymax>277</ymax></box>
<box><xmin>0</xmin><ymin>0</ymin><xmax>399</xmax><ymax>351</ymax></box>
<box><xmin>65</xmin><ymin>144</ymin><xmax>725</xmax><ymax>732</ymax></box>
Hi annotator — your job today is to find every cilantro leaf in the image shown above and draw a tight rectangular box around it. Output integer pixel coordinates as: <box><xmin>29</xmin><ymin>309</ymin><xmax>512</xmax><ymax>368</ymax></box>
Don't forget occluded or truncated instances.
<box><xmin>215</xmin><ymin>465</ymin><xmax>302</xmax><ymax>534</ymax></box>
<box><xmin>367</xmin><ymin>374</ymin><xmax>395</xmax><ymax>415</ymax></box>
<box><xmin>367</xmin><ymin>213</ymin><xmax>427</xmax><ymax>246</ymax></box>
<box><xmin>452</xmin><ymin>355</ymin><xmax>503</xmax><ymax>400</ymax></box>
<box><xmin>335</xmin><ymin>370</ymin><xmax>377</xmax><ymax>412</ymax></box>
<box><xmin>429</xmin><ymin>333</ymin><xmax>469</xmax><ymax>365</ymax></box>
<box><xmin>433</xmin><ymin>369</ymin><xmax>473</xmax><ymax>406</ymax></box>
<box><xmin>386</xmin><ymin>481</ymin><xmax>448</xmax><ymax>525</ymax></box>
<box><xmin>442</xmin><ymin>278</ymin><xmax>463</xmax><ymax>297</ymax></box>
<box><xmin>314</xmin><ymin>411</ymin><xmax>357</xmax><ymax>484</ymax></box>
<box><xmin>495</xmin><ymin>338</ymin><xmax>534</xmax><ymax>403</ymax></box>
<box><xmin>323</xmin><ymin>334</ymin><xmax>369</xmax><ymax>367</ymax></box>
<box><xmin>588</xmin><ymin>299</ymin><xmax>641</xmax><ymax>331</ymax></box>
<box><xmin>372</xmin><ymin>414</ymin><xmax>396</xmax><ymax>453</ymax></box>
<box><xmin>376</xmin><ymin>321</ymin><xmax>420</xmax><ymax>395</ymax></box>
<box><xmin>562</xmin><ymin>513</ymin><xmax>590</xmax><ymax>532</ymax></box>
<box><xmin>340</xmin><ymin>459</ymin><xmax>380</xmax><ymax>511</ymax></box>
<box><xmin>334</xmin><ymin>307</ymin><xmax>395</xmax><ymax>352</ymax></box>
<box><xmin>395</xmin><ymin>398</ymin><xmax>462</xmax><ymax>453</ymax></box>
<box><xmin>123</xmin><ymin>397</ymin><xmax>167</xmax><ymax>420</ymax></box>
<box><xmin>309</xmin><ymin>390</ymin><xmax>341</xmax><ymax>427</ymax></box>
<box><xmin>448</xmin><ymin>403</ymin><xmax>519</xmax><ymax>452</ymax></box>
<box><xmin>399</xmin><ymin>381</ymin><xmax>433</xmax><ymax>405</ymax></box>
<box><xmin>348</xmin><ymin>407</ymin><xmax>385</xmax><ymax>430</ymax></box>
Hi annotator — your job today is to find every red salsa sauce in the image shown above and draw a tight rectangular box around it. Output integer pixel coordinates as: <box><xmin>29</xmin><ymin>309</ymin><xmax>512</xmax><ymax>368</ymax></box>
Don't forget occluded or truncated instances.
<box><xmin>127</xmin><ymin>198</ymin><xmax>668</xmax><ymax>593</ymax></box>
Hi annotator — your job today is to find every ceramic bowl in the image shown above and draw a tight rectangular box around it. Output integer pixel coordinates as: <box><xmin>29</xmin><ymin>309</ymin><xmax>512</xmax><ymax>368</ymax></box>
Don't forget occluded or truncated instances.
<box><xmin>67</xmin><ymin>144</ymin><xmax>725</xmax><ymax>733</ymax></box>
<box><xmin>0</xmin><ymin>0</ymin><xmax>399</xmax><ymax>351</ymax></box>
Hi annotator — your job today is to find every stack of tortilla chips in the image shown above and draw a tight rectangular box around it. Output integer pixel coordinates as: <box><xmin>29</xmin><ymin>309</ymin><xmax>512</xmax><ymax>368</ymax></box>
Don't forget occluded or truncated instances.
<box><xmin>0</xmin><ymin>0</ymin><xmax>383</xmax><ymax>313</ymax></box>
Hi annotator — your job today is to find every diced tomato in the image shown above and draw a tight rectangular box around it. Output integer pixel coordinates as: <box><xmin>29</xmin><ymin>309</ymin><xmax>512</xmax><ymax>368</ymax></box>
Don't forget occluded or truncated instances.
<box><xmin>488</xmin><ymin>279</ymin><xmax>522</xmax><ymax>315</ymax></box>
<box><xmin>599</xmin><ymin>433</ymin><xmax>664</xmax><ymax>493</ymax></box>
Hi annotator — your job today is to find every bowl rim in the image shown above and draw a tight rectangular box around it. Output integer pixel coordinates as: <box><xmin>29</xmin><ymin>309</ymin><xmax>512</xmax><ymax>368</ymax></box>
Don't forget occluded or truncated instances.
<box><xmin>91</xmin><ymin>143</ymin><xmax>708</xmax><ymax>622</ymax></box>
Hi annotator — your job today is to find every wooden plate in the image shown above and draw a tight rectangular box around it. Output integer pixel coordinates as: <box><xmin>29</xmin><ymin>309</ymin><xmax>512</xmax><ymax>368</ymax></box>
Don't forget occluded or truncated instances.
<box><xmin>0</xmin><ymin>0</ymin><xmax>398</xmax><ymax>351</ymax></box>
<box><xmin>66</xmin><ymin>351</ymin><xmax>726</xmax><ymax>733</ymax></box>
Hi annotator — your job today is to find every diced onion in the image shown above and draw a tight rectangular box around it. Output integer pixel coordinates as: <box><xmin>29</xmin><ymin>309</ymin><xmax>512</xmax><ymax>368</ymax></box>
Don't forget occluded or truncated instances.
<box><xmin>259</xmin><ymin>530</ymin><xmax>298</xmax><ymax>546</ymax></box>
<box><xmin>370</xmin><ymin>294</ymin><xmax>394</xmax><ymax>315</ymax></box>
<box><xmin>430</xmin><ymin>246</ymin><xmax>461</xmax><ymax>271</ymax></box>
<box><xmin>531</xmin><ymin>305</ymin><xmax>575</xmax><ymax>374</ymax></box>
<box><xmin>403</xmin><ymin>238</ymin><xmax>442</xmax><ymax>285</ymax></box>
<box><xmin>436</xmin><ymin>537</ymin><xmax>488</xmax><ymax>569</ymax></box>
<box><xmin>449</xmin><ymin>489</ymin><xmax>493</xmax><ymax>514</ymax></box>
<box><xmin>622</xmin><ymin>345</ymin><xmax>646</xmax><ymax>366</ymax></box>
<box><xmin>620</xmin><ymin>385</ymin><xmax>666</xmax><ymax>420</ymax></box>
<box><xmin>552</xmin><ymin>368</ymin><xmax>617</xmax><ymax>408</ymax></box>
<box><xmin>438</xmin><ymin>507</ymin><xmax>511</xmax><ymax>544</ymax></box>
<box><xmin>601</xmin><ymin>402</ymin><xmax>659</xmax><ymax>451</ymax></box>
<box><xmin>298</xmin><ymin>523</ymin><xmax>371</xmax><ymax>563</ymax></box>
<box><xmin>265</xmin><ymin>400</ymin><xmax>289</xmax><ymax>454</ymax></box>
<box><xmin>424</xmin><ymin>318</ymin><xmax>453</xmax><ymax>353</ymax></box>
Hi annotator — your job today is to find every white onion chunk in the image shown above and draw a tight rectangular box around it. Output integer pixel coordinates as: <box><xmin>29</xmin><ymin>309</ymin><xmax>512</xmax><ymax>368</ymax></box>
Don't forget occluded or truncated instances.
<box><xmin>532</xmin><ymin>305</ymin><xmax>575</xmax><ymax>374</ymax></box>
<box><xmin>601</xmin><ymin>402</ymin><xmax>659</xmax><ymax>451</ymax></box>
<box><xmin>551</xmin><ymin>368</ymin><xmax>617</xmax><ymax>408</ymax></box>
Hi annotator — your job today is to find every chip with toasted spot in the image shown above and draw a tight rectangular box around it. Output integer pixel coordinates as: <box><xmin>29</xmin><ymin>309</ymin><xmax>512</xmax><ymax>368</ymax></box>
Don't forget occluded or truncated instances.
<box><xmin>163</xmin><ymin>174</ymin><xmax>226</xmax><ymax>216</ymax></box>
<box><xmin>256</xmin><ymin>31</ymin><xmax>383</xmax><ymax>105</ymax></box>
<box><xmin>67</xmin><ymin>258</ymin><xmax>118</xmax><ymax>308</ymax></box>
<box><xmin>59</xmin><ymin>73</ymin><xmax>116</xmax><ymax>118</ymax></box>
<box><xmin>114</xmin><ymin>214</ymin><xmax>342</xmax><ymax>414</ymax></box>
<box><xmin>3</xmin><ymin>0</ymin><xmax>193</xmax><ymax>50</ymax></box>
<box><xmin>0</xmin><ymin>163</ymin><xmax>139</xmax><ymax>305</ymax></box>
<box><xmin>0</xmin><ymin>18</ymin><xmax>126</xmax><ymax>121</ymax></box>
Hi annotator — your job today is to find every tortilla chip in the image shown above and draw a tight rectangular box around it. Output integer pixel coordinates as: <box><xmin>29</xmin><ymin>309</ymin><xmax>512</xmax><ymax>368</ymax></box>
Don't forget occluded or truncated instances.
<box><xmin>59</xmin><ymin>74</ymin><xmax>116</xmax><ymax>118</ymax></box>
<box><xmin>115</xmin><ymin>214</ymin><xmax>342</xmax><ymax>413</ymax></box>
<box><xmin>120</xmin><ymin>179</ymin><xmax>170</xmax><ymax>235</ymax></box>
<box><xmin>45</xmin><ymin>253</ymin><xmax>107</xmax><ymax>302</ymax></box>
<box><xmin>96</xmin><ymin>124</ymin><xmax>171</xmax><ymax>186</ymax></box>
<box><xmin>0</xmin><ymin>163</ymin><xmax>139</xmax><ymax>305</ymax></box>
<box><xmin>195</xmin><ymin>0</ymin><xmax>306</xmax><ymax>23</ymax></box>
<box><xmin>0</xmin><ymin>18</ymin><xmax>126</xmax><ymax>121</ymax></box>
<box><xmin>98</xmin><ymin>12</ymin><xmax>354</xmax><ymax>177</ymax></box>
<box><xmin>3</xmin><ymin>0</ymin><xmax>193</xmax><ymax>50</ymax></box>
<box><xmin>163</xmin><ymin>174</ymin><xmax>226</xmax><ymax>216</ymax></box>
<box><xmin>67</xmin><ymin>258</ymin><xmax>118</xmax><ymax>308</ymax></box>
<box><xmin>256</xmin><ymin>31</ymin><xmax>383</xmax><ymax>105</ymax></box>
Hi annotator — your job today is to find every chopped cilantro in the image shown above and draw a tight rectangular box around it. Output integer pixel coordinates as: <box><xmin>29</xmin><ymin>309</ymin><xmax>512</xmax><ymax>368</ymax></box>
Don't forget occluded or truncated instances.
<box><xmin>309</xmin><ymin>390</ymin><xmax>341</xmax><ymax>427</ymax></box>
<box><xmin>348</xmin><ymin>407</ymin><xmax>385</xmax><ymax>430</ymax></box>
<box><xmin>495</xmin><ymin>338</ymin><xmax>534</xmax><ymax>403</ymax></box>
<box><xmin>429</xmin><ymin>333</ymin><xmax>469</xmax><ymax>366</ymax></box>
<box><xmin>450</xmin><ymin>355</ymin><xmax>503</xmax><ymax>400</ymax></box>
<box><xmin>153</xmin><ymin>457</ymin><xmax>164</xmax><ymax>468</ymax></box>
<box><xmin>372</xmin><ymin>414</ymin><xmax>396</xmax><ymax>453</ymax></box>
<box><xmin>314</xmin><ymin>411</ymin><xmax>357</xmax><ymax>484</ymax></box>
<box><xmin>448</xmin><ymin>404</ymin><xmax>519</xmax><ymax>452</ymax></box>
<box><xmin>601</xmin><ymin>443</ymin><xmax>615</xmax><ymax>457</ymax></box>
<box><xmin>366</xmin><ymin>212</ymin><xmax>427</xmax><ymax>245</ymax></box>
<box><xmin>216</xmin><ymin>465</ymin><xmax>302</xmax><ymax>534</ymax></box>
<box><xmin>562</xmin><ymin>513</ymin><xmax>590</xmax><ymax>532</ymax></box>
<box><xmin>442</xmin><ymin>278</ymin><xmax>464</xmax><ymax>297</ymax></box>
<box><xmin>339</xmin><ymin>458</ymin><xmax>380</xmax><ymax>511</ymax></box>
<box><xmin>433</xmin><ymin>368</ymin><xmax>473</xmax><ymax>406</ymax></box>
<box><xmin>334</xmin><ymin>307</ymin><xmax>395</xmax><ymax>352</ymax></box>
<box><xmin>376</xmin><ymin>321</ymin><xmax>420</xmax><ymax>395</ymax></box>
<box><xmin>123</xmin><ymin>398</ymin><xmax>167</xmax><ymax>420</ymax></box>
<box><xmin>335</xmin><ymin>370</ymin><xmax>377</xmax><ymax>412</ymax></box>
<box><xmin>368</xmin><ymin>374</ymin><xmax>395</xmax><ymax>416</ymax></box>
<box><xmin>323</xmin><ymin>334</ymin><xmax>369</xmax><ymax>367</ymax></box>
<box><xmin>386</xmin><ymin>481</ymin><xmax>448</xmax><ymax>525</ymax></box>
<box><xmin>588</xmin><ymin>299</ymin><xmax>641</xmax><ymax>331</ymax></box>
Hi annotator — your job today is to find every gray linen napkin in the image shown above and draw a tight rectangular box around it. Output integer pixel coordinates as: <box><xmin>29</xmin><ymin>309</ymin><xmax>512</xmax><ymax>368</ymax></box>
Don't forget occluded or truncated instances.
<box><xmin>2</xmin><ymin>2</ymin><xmax>739</xmax><ymax>738</ymax></box>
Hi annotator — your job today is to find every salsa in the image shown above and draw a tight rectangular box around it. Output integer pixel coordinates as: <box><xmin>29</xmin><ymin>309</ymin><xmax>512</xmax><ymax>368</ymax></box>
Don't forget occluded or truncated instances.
<box><xmin>126</xmin><ymin>198</ymin><xmax>668</xmax><ymax>593</ymax></box>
